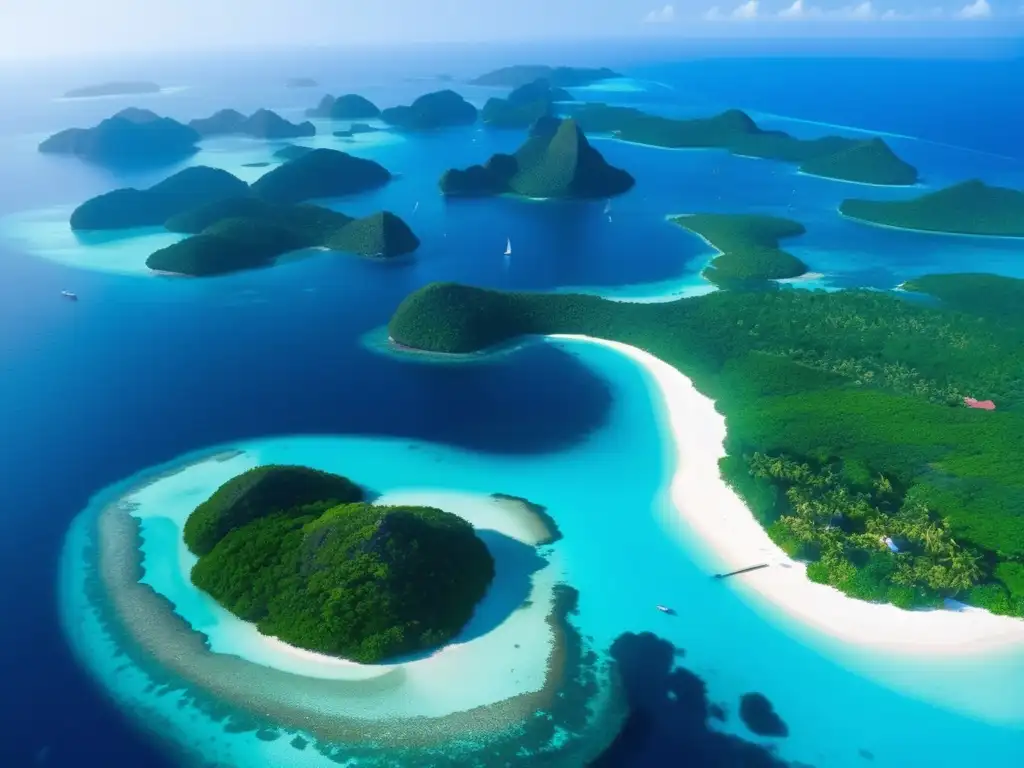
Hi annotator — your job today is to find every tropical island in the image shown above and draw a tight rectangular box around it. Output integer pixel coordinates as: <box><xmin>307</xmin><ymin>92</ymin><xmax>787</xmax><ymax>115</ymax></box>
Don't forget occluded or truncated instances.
<box><xmin>381</xmin><ymin>90</ymin><xmax>478</xmax><ymax>130</ymax></box>
<box><xmin>306</xmin><ymin>93</ymin><xmax>382</xmax><ymax>119</ymax></box>
<box><xmin>902</xmin><ymin>273</ymin><xmax>1024</xmax><ymax>326</ymax></box>
<box><xmin>840</xmin><ymin>180</ymin><xmax>1024</xmax><ymax>237</ymax></box>
<box><xmin>62</xmin><ymin>81</ymin><xmax>162</xmax><ymax>98</ymax></box>
<box><xmin>671</xmin><ymin>214</ymin><xmax>809</xmax><ymax>288</ymax></box>
<box><xmin>188</xmin><ymin>108</ymin><xmax>316</xmax><ymax>139</ymax></box>
<box><xmin>250</xmin><ymin>147</ymin><xmax>391</xmax><ymax>203</ymax></box>
<box><xmin>387</xmin><ymin>275</ymin><xmax>1024</xmax><ymax>619</ymax></box>
<box><xmin>470</xmin><ymin>65</ymin><xmax>621</xmax><ymax>88</ymax></box>
<box><xmin>568</xmin><ymin>103</ymin><xmax>918</xmax><ymax>186</ymax></box>
<box><xmin>183</xmin><ymin>464</ymin><xmax>495</xmax><ymax>662</ymax></box>
<box><xmin>440</xmin><ymin>116</ymin><xmax>634</xmax><ymax>199</ymax></box>
<box><xmin>481</xmin><ymin>78</ymin><xmax>573</xmax><ymax>129</ymax></box>
<box><xmin>39</xmin><ymin>108</ymin><xmax>200</xmax><ymax>167</ymax></box>
<box><xmin>334</xmin><ymin>123</ymin><xmax>380</xmax><ymax>138</ymax></box>
<box><xmin>69</xmin><ymin>166</ymin><xmax>249</xmax><ymax>230</ymax></box>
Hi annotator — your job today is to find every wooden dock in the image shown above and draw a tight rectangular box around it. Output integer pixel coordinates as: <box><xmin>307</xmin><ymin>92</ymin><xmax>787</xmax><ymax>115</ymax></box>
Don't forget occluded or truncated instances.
<box><xmin>713</xmin><ymin>563</ymin><xmax>769</xmax><ymax>580</ymax></box>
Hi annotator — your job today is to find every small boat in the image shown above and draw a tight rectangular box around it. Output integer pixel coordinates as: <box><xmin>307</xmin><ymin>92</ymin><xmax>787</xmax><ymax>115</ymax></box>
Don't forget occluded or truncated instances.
<box><xmin>603</xmin><ymin>199</ymin><xmax>612</xmax><ymax>215</ymax></box>
<box><xmin>503</xmin><ymin>238</ymin><xmax>512</xmax><ymax>257</ymax></box>
<box><xmin>413</xmin><ymin>201</ymin><xmax>419</xmax><ymax>213</ymax></box>
<box><xmin>61</xmin><ymin>290</ymin><xmax>77</xmax><ymax>301</ymax></box>
<box><xmin>656</xmin><ymin>604</ymin><xmax>677</xmax><ymax>615</ymax></box>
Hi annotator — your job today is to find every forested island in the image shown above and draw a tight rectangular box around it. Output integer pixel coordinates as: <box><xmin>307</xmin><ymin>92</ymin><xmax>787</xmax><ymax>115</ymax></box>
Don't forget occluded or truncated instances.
<box><xmin>63</xmin><ymin>81</ymin><xmax>162</xmax><ymax>98</ymax></box>
<box><xmin>387</xmin><ymin>277</ymin><xmax>1024</xmax><ymax>617</ymax></box>
<box><xmin>440</xmin><ymin>116</ymin><xmax>634</xmax><ymax>199</ymax></box>
<box><xmin>481</xmin><ymin>78</ymin><xmax>573</xmax><ymax>129</ymax></box>
<box><xmin>471</xmin><ymin>65</ymin><xmax>620</xmax><ymax>88</ymax></box>
<box><xmin>381</xmin><ymin>90</ymin><xmax>478</xmax><ymax>130</ymax></box>
<box><xmin>840</xmin><ymin>180</ymin><xmax>1024</xmax><ymax>236</ymax></box>
<box><xmin>568</xmin><ymin>104</ymin><xmax>918</xmax><ymax>186</ymax></box>
<box><xmin>306</xmin><ymin>93</ymin><xmax>381</xmax><ymax>119</ymax></box>
<box><xmin>39</xmin><ymin>108</ymin><xmax>200</xmax><ymax>167</ymax></box>
<box><xmin>183</xmin><ymin>464</ymin><xmax>496</xmax><ymax>662</ymax></box>
<box><xmin>188</xmin><ymin>108</ymin><xmax>316</xmax><ymax>139</ymax></box>
<box><xmin>670</xmin><ymin>214</ymin><xmax>808</xmax><ymax>287</ymax></box>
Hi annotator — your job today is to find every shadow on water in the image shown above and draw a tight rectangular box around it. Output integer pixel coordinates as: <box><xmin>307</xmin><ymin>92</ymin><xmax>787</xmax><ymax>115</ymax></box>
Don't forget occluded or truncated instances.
<box><xmin>591</xmin><ymin>632</ymin><xmax>806</xmax><ymax>768</ymax></box>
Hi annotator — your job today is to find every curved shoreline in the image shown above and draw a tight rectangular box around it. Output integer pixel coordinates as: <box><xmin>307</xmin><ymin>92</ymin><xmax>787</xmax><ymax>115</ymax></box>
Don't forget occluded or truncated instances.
<box><xmin>548</xmin><ymin>334</ymin><xmax>1024</xmax><ymax>656</ymax></box>
<box><xmin>837</xmin><ymin>209</ymin><xmax>1024</xmax><ymax>241</ymax></box>
<box><xmin>72</xmin><ymin>448</ymin><xmax>621</xmax><ymax>759</ymax></box>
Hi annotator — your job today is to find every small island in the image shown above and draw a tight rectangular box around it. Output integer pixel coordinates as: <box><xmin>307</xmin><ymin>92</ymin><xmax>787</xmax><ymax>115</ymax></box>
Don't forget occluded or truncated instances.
<box><xmin>440</xmin><ymin>116</ymin><xmax>634</xmax><ymax>199</ymax></box>
<box><xmin>184</xmin><ymin>464</ymin><xmax>495</xmax><ymax>662</ymax></box>
<box><xmin>306</xmin><ymin>94</ymin><xmax>382</xmax><ymax>120</ymax></box>
<box><xmin>189</xmin><ymin>108</ymin><xmax>316</xmax><ymax>139</ymax></box>
<box><xmin>840</xmin><ymin>180</ymin><xmax>1024</xmax><ymax>237</ymax></box>
<box><xmin>286</xmin><ymin>77</ymin><xmax>318</xmax><ymax>88</ymax></box>
<box><xmin>334</xmin><ymin>123</ymin><xmax>380</xmax><ymax>138</ymax></box>
<box><xmin>151</xmin><ymin>198</ymin><xmax>419</xmax><ymax>276</ymax></box>
<box><xmin>386</xmin><ymin>274</ymin><xmax>1024</xmax><ymax>619</ymax></box>
<box><xmin>250</xmin><ymin>147</ymin><xmax>391</xmax><ymax>203</ymax></box>
<box><xmin>669</xmin><ymin>214</ymin><xmax>809</xmax><ymax>287</ymax></box>
<box><xmin>481</xmin><ymin>78</ymin><xmax>573</xmax><ymax>129</ymax></box>
<box><xmin>63</xmin><ymin>81</ymin><xmax>162</xmax><ymax>99</ymax></box>
<box><xmin>381</xmin><ymin>90</ymin><xmax>477</xmax><ymax>131</ymax></box>
<box><xmin>568</xmin><ymin>103</ymin><xmax>918</xmax><ymax>186</ymax></box>
<box><xmin>70</xmin><ymin>166</ymin><xmax>249</xmax><ymax>230</ymax></box>
<box><xmin>470</xmin><ymin>65</ymin><xmax>620</xmax><ymax>88</ymax></box>
<box><xmin>39</xmin><ymin>108</ymin><xmax>200</xmax><ymax>167</ymax></box>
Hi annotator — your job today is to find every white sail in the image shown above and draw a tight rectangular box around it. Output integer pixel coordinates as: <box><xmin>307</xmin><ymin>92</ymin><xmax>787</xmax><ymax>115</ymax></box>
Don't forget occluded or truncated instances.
<box><xmin>504</xmin><ymin>238</ymin><xmax>512</xmax><ymax>256</ymax></box>
<box><xmin>603</xmin><ymin>199</ymin><xmax>612</xmax><ymax>214</ymax></box>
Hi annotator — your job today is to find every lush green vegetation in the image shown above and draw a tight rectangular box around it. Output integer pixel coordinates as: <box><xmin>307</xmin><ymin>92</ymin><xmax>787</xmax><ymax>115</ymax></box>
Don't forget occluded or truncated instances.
<box><xmin>185</xmin><ymin>465</ymin><xmax>496</xmax><ymax>662</ymax></box>
<box><xmin>151</xmin><ymin>200</ymin><xmax>419</xmax><ymax>276</ymax></box>
<box><xmin>840</xmin><ymin>180</ymin><xmax>1024</xmax><ymax>236</ymax></box>
<box><xmin>39</xmin><ymin>108</ymin><xmax>200</xmax><ymax>167</ymax></box>
<box><xmin>306</xmin><ymin>93</ymin><xmax>381</xmax><ymax>119</ymax></box>
<box><xmin>470</xmin><ymin>65</ymin><xmax>620</xmax><ymax>88</ymax></box>
<box><xmin>669</xmin><ymin>214</ymin><xmax>808</xmax><ymax>287</ymax></box>
<box><xmin>250</xmin><ymin>148</ymin><xmax>391</xmax><ymax>203</ymax></box>
<box><xmin>902</xmin><ymin>273</ymin><xmax>1024</xmax><ymax>327</ymax></box>
<box><xmin>567</xmin><ymin>104</ymin><xmax>918</xmax><ymax>186</ymax></box>
<box><xmin>189</xmin><ymin>108</ymin><xmax>316</xmax><ymax>139</ymax></box>
<box><xmin>70</xmin><ymin>166</ymin><xmax>249</xmax><ymax>230</ymax></box>
<box><xmin>380</xmin><ymin>90</ymin><xmax>478</xmax><ymax>130</ymax></box>
<box><xmin>183</xmin><ymin>464</ymin><xmax>364</xmax><ymax>555</ymax></box>
<box><xmin>481</xmin><ymin>78</ymin><xmax>572</xmax><ymax>129</ymax></box>
<box><xmin>388</xmin><ymin>279</ymin><xmax>1024</xmax><ymax>616</ymax></box>
<box><xmin>441</xmin><ymin>117</ymin><xmax>634</xmax><ymax>199</ymax></box>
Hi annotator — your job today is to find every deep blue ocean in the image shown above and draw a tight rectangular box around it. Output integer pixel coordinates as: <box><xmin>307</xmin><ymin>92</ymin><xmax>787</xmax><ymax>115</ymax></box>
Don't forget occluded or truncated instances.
<box><xmin>1</xmin><ymin>37</ymin><xmax>1023</xmax><ymax>767</ymax></box>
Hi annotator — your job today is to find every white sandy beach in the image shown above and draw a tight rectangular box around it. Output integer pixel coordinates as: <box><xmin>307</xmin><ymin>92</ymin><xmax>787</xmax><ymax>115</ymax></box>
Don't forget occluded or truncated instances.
<box><xmin>551</xmin><ymin>334</ymin><xmax>1024</xmax><ymax>656</ymax></box>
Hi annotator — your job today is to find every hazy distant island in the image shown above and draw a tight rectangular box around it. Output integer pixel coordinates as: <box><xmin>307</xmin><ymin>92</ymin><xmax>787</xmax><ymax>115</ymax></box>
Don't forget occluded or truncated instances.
<box><xmin>286</xmin><ymin>77</ymin><xmax>318</xmax><ymax>88</ymax></box>
<box><xmin>670</xmin><ymin>214</ymin><xmax>809</xmax><ymax>287</ymax></box>
<box><xmin>189</xmin><ymin>108</ymin><xmax>316</xmax><ymax>139</ymax></box>
<box><xmin>334</xmin><ymin>123</ymin><xmax>380</xmax><ymax>138</ymax></box>
<box><xmin>386</xmin><ymin>275</ymin><xmax>1024</xmax><ymax>618</ymax></box>
<box><xmin>272</xmin><ymin>144</ymin><xmax>316</xmax><ymax>161</ymax></box>
<box><xmin>569</xmin><ymin>104</ymin><xmax>918</xmax><ymax>186</ymax></box>
<box><xmin>471</xmin><ymin>65</ymin><xmax>620</xmax><ymax>88</ymax></box>
<box><xmin>39</xmin><ymin>107</ymin><xmax>199</xmax><ymax>167</ymax></box>
<box><xmin>63</xmin><ymin>81</ymin><xmax>161</xmax><ymax>99</ymax></box>
<box><xmin>70</xmin><ymin>166</ymin><xmax>249</xmax><ymax>230</ymax></box>
<box><xmin>183</xmin><ymin>464</ymin><xmax>495</xmax><ymax>662</ymax></box>
<box><xmin>441</xmin><ymin>116</ymin><xmax>634</xmax><ymax>199</ymax></box>
<box><xmin>840</xmin><ymin>180</ymin><xmax>1024</xmax><ymax>237</ymax></box>
<box><xmin>381</xmin><ymin>90</ymin><xmax>477</xmax><ymax>130</ymax></box>
<box><xmin>481</xmin><ymin>78</ymin><xmax>573</xmax><ymax>129</ymax></box>
<box><xmin>306</xmin><ymin>93</ymin><xmax>381</xmax><ymax>120</ymax></box>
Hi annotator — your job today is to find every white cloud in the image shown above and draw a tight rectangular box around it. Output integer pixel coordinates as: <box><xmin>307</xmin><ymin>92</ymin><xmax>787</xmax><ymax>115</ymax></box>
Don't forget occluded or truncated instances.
<box><xmin>643</xmin><ymin>4</ymin><xmax>675</xmax><ymax>22</ymax></box>
<box><xmin>956</xmin><ymin>0</ymin><xmax>991</xmax><ymax>18</ymax></box>
<box><xmin>838</xmin><ymin>1</ymin><xmax>877</xmax><ymax>19</ymax></box>
<box><xmin>778</xmin><ymin>0</ymin><xmax>823</xmax><ymax>17</ymax></box>
<box><xmin>732</xmin><ymin>0</ymin><xmax>759</xmax><ymax>17</ymax></box>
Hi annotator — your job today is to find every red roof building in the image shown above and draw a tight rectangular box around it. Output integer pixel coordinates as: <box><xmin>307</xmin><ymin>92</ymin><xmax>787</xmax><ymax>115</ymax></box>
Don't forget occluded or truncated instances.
<box><xmin>964</xmin><ymin>397</ymin><xmax>996</xmax><ymax>411</ymax></box>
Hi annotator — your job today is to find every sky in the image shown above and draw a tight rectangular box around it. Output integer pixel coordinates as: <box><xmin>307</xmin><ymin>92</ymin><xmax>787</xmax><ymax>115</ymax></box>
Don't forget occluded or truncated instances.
<box><xmin>0</xmin><ymin>0</ymin><xmax>1021</xmax><ymax>60</ymax></box>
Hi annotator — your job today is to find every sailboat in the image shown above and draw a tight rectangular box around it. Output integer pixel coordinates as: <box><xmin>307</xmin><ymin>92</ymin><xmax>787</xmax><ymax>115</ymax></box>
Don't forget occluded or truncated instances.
<box><xmin>603</xmin><ymin>199</ymin><xmax>612</xmax><ymax>215</ymax></box>
<box><xmin>503</xmin><ymin>238</ymin><xmax>512</xmax><ymax>257</ymax></box>
<box><xmin>413</xmin><ymin>201</ymin><xmax>419</xmax><ymax>213</ymax></box>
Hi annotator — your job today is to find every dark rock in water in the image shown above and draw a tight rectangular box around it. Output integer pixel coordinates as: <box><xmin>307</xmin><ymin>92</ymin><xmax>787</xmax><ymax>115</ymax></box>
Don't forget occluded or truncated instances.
<box><xmin>589</xmin><ymin>632</ymin><xmax>791</xmax><ymax>767</ymax></box>
<box><xmin>39</xmin><ymin>112</ymin><xmax>200</xmax><ymax>167</ymax></box>
<box><xmin>859</xmin><ymin>748</ymin><xmax>875</xmax><ymax>761</ymax></box>
<box><xmin>286</xmin><ymin>77</ymin><xmax>317</xmax><ymax>88</ymax></box>
<box><xmin>306</xmin><ymin>94</ymin><xmax>381</xmax><ymax>120</ymax></box>
<box><xmin>63</xmin><ymin>81</ymin><xmax>161</xmax><ymax>98</ymax></box>
<box><xmin>381</xmin><ymin>90</ymin><xmax>477</xmax><ymax>130</ymax></box>
<box><xmin>189</xmin><ymin>108</ymin><xmax>316</xmax><ymax>139</ymax></box>
<box><xmin>441</xmin><ymin>117</ymin><xmax>634</xmax><ymax>199</ymax></box>
<box><xmin>242</xmin><ymin>161</ymin><xmax>271</xmax><ymax>168</ymax></box>
<box><xmin>251</xmin><ymin>147</ymin><xmax>391</xmax><ymax>204</ymax></box>
<box><xmin>739</xmin><ymin>692</ymin><xmax>789</xmax><ymax>738</ymax></box>
<box><xmin>69</xmin><ymin>166</ymin><xmax>249</xmax><ymax>230</ymax></box>
<box><xmin>290</xmin><ymin>736</ymin><xmax>308</xmax><ymax>751</ymax></box>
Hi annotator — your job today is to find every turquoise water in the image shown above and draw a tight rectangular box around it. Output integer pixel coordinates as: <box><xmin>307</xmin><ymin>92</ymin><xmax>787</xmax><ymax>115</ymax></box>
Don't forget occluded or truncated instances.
<box><xmin>59</xmin><ymin>338</ymin><xmax>1024</xmax><ymax>767</ymax></box>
